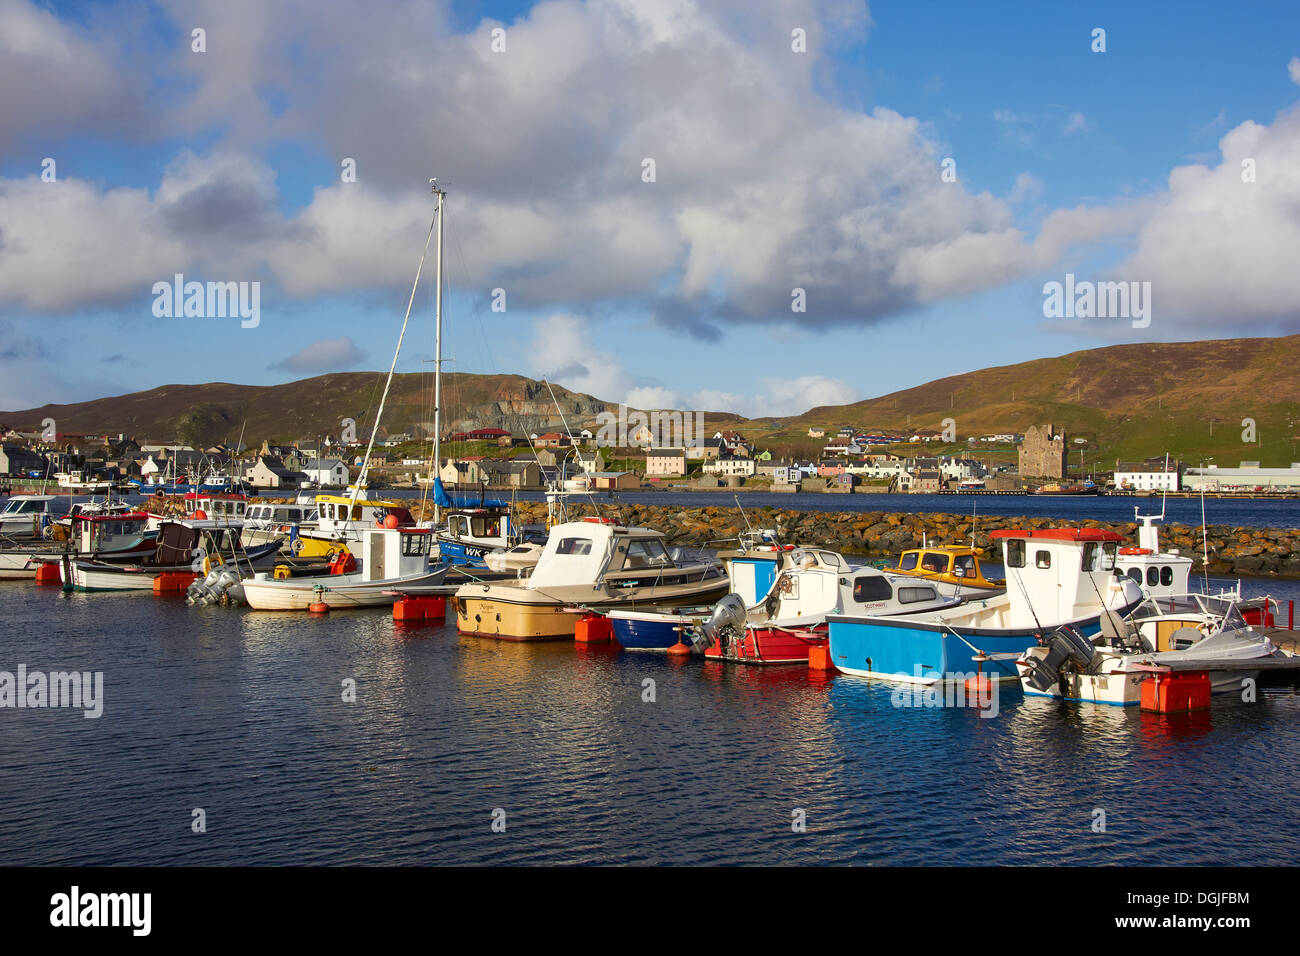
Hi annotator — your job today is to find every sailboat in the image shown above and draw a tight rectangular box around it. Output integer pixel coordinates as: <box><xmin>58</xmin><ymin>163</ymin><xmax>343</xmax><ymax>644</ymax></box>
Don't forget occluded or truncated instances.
<box><xmin>240</xmin><ymin>180</ymin><xmax>452</xmax><ymax>607</ymax></box>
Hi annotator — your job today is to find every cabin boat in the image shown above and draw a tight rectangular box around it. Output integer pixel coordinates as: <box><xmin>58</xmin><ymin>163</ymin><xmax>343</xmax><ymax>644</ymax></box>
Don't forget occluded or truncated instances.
<box><xmin>700</xmin><ymin>551</ymin><xmax>963</xmax><ymax>665</ymax></box>
<box><xmin>0</xmin><ymin>495</ymin><xmax>62</xmax><ymax>538</ymax></box>
<box><xmin>1017</xmin><ymin>598</ymin><xmax>1280</xmax><ymax>705</ymax></box>
<box><xmin>482</xmin><ymin>537</ymin><xmax>548</xmax><ymax>573</ymax></box>
<box><xmin>294</xmin><ymin>493</ymin><xmax>414</xmax><ymax>556</ymax></box>
<box><xmin>892</xmin><ymin>545</ymin><xmax>1005</xmax><ymax>597</ymax></box>
<box><xmin>61</xmin><ymin>519</ymin><xmax>281</xmax><ymax>591</ymax></box>
<box><xmin>55</xmin><ymin>470</ymin><xmax>113</xmax><ymax>493</ymax></box>
<box><xmin>181</xmin><ymin>492</ymin><xmax>249</xmax><ymax>522</ymax></box>
<box><xmin>454</xmin><ymin>518</ymin><xmax>730</xmax><ymax>641</ymax></box>
<box><xmin>0</xmin><ymin>512</ymin><xmax>156</xmax><ymax>579</ymax></box>
<box><xmin>241</xmin><ymin>527</ymin><xmax>448</xmax><ymax>610</ymax></box>
<box><xmin>827</xmin><ymin>528</ymin><xmax>1145</xmax><ymax>684</ymax></box>
<box><xmin>1031</xmin><ymin>481</ymin><xmax>1100</xmax><ymax>495</ymax></box>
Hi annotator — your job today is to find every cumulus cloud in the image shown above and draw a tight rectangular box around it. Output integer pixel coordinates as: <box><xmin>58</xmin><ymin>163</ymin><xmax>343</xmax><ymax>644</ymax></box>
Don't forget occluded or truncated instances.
<box><xmin>270</xmin><ymin>336</ymin><xmax>369</xmax><ymax>374</ymax></box>
<box><xmin>1111</xmin><ymin>103</ymin><xmax>1300</xmax><ymax>329</ymax></box>
<box><xmin>0</xmin><ymin>0</ymin><xmax>1042</xmax><ymax>331</ymax></box>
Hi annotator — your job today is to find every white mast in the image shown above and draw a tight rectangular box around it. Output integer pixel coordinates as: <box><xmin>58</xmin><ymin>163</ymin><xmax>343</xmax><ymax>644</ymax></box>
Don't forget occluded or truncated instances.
<box><xmin>432</xmin><ymin>179</ymin><xmax>445</xmax><ymax>525</ymax></box>
<box><xmin>350</xmin><ymin>198</ymin><xmax>438</xmax><ymax>507</ymax></box>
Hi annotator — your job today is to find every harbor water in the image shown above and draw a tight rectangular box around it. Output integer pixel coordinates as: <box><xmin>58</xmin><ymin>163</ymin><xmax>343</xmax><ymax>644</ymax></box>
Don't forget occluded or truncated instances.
<box><xmin>2</xmin><ymin>573</ymin><xmax>1299</xmax><ymax>866</ymax></box>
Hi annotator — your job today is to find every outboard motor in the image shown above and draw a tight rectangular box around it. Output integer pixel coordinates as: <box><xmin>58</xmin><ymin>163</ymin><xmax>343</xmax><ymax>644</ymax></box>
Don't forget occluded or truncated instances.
<box><xmin>1021</xmin><ymin>625</ymin><xmax>1099</xmax><ymax>694</ymax></box>
<box><xmin>696</xmin><ymin>593</ymin><xmax>747</xmax><ymax>652</ymax></box>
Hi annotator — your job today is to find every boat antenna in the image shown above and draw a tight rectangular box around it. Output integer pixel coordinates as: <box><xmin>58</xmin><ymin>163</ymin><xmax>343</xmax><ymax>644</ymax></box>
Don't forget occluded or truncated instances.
<box><xmin>351</xmin><ymin>197</ymin><xmax>439</xmax><ymax>507</ymax></box>
<box><xmin>1200</xmin><ymin>483</ymin><xmax>1210</xmax><ymax>595</ymax></box>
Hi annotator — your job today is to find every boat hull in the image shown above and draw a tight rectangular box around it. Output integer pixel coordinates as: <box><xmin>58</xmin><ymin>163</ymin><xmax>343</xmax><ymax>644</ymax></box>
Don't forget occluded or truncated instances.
<box><xmin>1024</xmin><ymin>665</ymin><xmax>1262</xmax><ymax>705</ymax></box>
<box><xmin>704</xmin><ymin>623</ymin><xmax>828</xmax><ymax>665</ymax></box>
<box><xmin>607</xmin><ymin>609</ymin><xmax>708</xmax><ymax>651</ymax></box>
<box><xmin>827</xmin><ymin>614</ymin><xmax>1121</xmax><ymax>683</ymax></box>
<box><xmin>242</xmin><ymin>567</ymin><xmax>448</xmax><ymax>610</ymax></box>
<box><xmin>456</xmin><ymin>578</ymin><xmax>731</xmax><ymax>642</ymax></box>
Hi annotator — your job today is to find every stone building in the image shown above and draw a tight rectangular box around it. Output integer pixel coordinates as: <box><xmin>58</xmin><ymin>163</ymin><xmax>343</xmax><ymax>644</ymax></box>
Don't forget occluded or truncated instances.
<box><xmin>1019</xmin><ymin>424</ymin><xmax>1067</xmax><ymax>478</ymax></box>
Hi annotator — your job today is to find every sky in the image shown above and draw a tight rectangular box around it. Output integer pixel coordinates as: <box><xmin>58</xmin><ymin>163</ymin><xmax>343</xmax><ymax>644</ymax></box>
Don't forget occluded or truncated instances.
<box><xmin>1</xmin><ymin>0</ymin><xmax>1299</xmax><ymax>419</ymax></box>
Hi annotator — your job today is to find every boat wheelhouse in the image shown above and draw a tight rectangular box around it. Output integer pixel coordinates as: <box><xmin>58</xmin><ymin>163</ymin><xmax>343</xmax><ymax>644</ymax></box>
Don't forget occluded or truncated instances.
<box><xmin>892</xmin><ymin>545</ymin><xmax>1005</xmax><ymax>597</ymax></box>
<box><xmin>182</xmin><ymin>492</ymin><xmax>249</xmax><ymax>521</ymax></box>
<box><xmin>827</xmin><ymin>528</ymin><xmax>1145</xmax><ymax>684</ymax></box>
<box><xmin>1113</xmin><ymin>509</ymin><xmax>1193</xmax><ymax>599</ymax></box>
<box><xmin>295</xmin><ymin>493</ymin><xmax>414</xmax><ymax>556</ymax></box>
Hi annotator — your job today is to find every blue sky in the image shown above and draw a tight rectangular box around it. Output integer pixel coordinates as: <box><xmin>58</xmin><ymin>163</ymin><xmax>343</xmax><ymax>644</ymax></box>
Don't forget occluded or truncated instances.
<box><xmin>1</xmin><ymin>0</ymin><xmax>1298</xmax><ymax>418</ymax></box>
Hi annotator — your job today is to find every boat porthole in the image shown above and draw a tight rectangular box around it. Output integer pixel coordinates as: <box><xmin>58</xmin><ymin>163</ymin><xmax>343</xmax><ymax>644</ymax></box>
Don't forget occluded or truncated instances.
<box><xmin>475</xmin><ymin>614</ymin><xmax>481</xmax><ymax>622</ymax></box>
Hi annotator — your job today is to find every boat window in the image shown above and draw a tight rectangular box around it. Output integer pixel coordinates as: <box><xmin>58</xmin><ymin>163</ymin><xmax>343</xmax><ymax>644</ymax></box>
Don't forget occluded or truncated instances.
<box><xmin>1035</xmin><ymin>550</ymin><xmax>1051</xmax><ymax>569</ymax></box>
<box><xmin>274</xmin><ymin>508</ymin><xmax>291</xmax><ymax>521</ymax></box>
<box><xmin>1127</xmin><ymin>568</ymin><xmax>1143</xmax><ymax>584</ymax></box>
<box><xmin>625</xmin><ymin>539</ymin><xmax>671</xmax><ymax>568</ymax></box>
<box><xmin>1147</xmin><ymin>567</ymin><xmax>1159</xmax><ymax>587</ymax></box>
<box><xmin>899</xmin><ymin>552</ymin><xmax>919</xmax><ymax>571</ymax></box>
<box><xmin>1101</xmin><ymin>541</ymin><xmax>1118</xmax><ymax>571</ymax></box>
<box><xmin>1005</xmin><ymin>539</ymin><xmax>1026</xmax><ymax>568</ymax></box>
<box><xmin>556</xmin><ymin>537</ymin><xmax>593</xmax><ymax>556</ymax></box>
<box><xmin>920</xmin><ymin>552</ymin><xmax>947</xmax><ymax>573</ymax></box>
<box><xmin>1160</xmin><ymin>566</ymin><xmax>1173</xmax><ymax>586</ymax></box>
<box><xmin>898</xmin><ymin>586</ymin><xmax>938</xmax><ymax>604</ymax></box>
<box><xmin>352</xmin><ymin>505</ymin><xmax>363</xmax><ymax>520</ymax></box>
<box><xmin>401</xmin><ymin>534</ymin><xmax>430</xmax><ymax>557</ymax></box>
<box><xmin>953</xmin><ymin>554</ymin><xmax>976</xmax><ymax>576</ymax></box>
<box><xmin>853</xmin><ymin>576</ymin><xmax>893</xmax><ymax>602</ymax></box>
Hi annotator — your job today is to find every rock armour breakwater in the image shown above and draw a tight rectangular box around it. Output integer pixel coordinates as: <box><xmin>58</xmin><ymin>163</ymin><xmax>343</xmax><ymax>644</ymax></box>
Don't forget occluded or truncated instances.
<box><xmin>149</xmin><ymin>496</ymin><xmax>1300</xmax><ymax>579</ymax></box>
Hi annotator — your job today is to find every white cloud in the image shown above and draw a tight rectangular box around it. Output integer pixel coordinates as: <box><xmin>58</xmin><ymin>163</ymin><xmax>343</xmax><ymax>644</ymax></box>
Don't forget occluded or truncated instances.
<box><xmin>1063</xmin><ymin>112</ymin><xmax>1088</xmax><ymax>135</ymax></box>
<box><xmin>270</xmin><ymin>336</ymin><xmax>369</xmax><ymax>374</ymax></box>
<box><xmin>1112</xmin><ymin>103</ymin><xmax>1300</xmax><ymax>329</ymax></box>
<box><xmin>1289</xmin><ymin>56</ymin><xmax>1300</xmax><ymax>86</ymax></box>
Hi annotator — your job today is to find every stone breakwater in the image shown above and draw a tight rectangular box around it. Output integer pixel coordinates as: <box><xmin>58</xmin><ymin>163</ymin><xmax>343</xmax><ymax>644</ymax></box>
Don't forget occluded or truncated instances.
<box><xmin>490</xmin><ymin>503</ymin><xmax>1300</xmax><ymax>579</ymax></box>
<box><xmin>151</xmin><ymin>496</ymin><xmax>1300</xmax><ymax>578</ymax></box>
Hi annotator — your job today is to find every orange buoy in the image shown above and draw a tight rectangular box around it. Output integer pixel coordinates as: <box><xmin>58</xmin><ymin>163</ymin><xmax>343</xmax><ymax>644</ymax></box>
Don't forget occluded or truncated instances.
<box><xmin>192</xmin><ymin>509</ymin><xmax>207</xmax><ymax>520</ymax></box>
<box><xmin>965</xmin><ymin>674</ymin><xmax>993</xmax><ymax>707</ymax></box>
<box><xmin>34</xmin><ymin>563</ymin><xmax>62</xmax><ymax>585</ymax></box>
<box><xmin>384</xmin><ymin>514</ymin><xmax>400</xmax><ymax>529</ymax></box>
<box><xmin>808</xmin><ymin>644</ymin><xmax>836</xmax><ymax>671</ymax></box>
<box><xmin>308</xmin><ymin>601</ymin><xmax>330</xmax><ymax>614</ymax></box>
<box><xmin>574</xmin><ymin>613</ymin><xmax>613</xmax><ymax>643</ymax></box>
<box><xmin>666</xmin><ymin>641</ymin><xmax>693</xmax><ymax>657</ymax></box>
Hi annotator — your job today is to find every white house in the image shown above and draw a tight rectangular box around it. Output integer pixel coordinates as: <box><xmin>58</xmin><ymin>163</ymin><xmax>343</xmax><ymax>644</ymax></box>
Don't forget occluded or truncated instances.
<box><xmin>302</xmin><ymin>459</ymin><xmax>351</xmax><ymax>487</ymax></box>
<box><xmin>703</xmin><ymin>457</ymin><xmax>756</xmax><ymax>478</ymax></box>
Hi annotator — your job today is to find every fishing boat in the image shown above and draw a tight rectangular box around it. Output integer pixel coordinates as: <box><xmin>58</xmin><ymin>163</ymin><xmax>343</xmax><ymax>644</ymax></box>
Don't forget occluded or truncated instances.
<box><xmin>239</xmin><ymin>500</ymin><xmax>321</xmax><ymax>549</ymax></box>
<box><xmin>0</xmin><ymin>512</ymin><xmax>156</xmax><ymax>579</ymax></box>
<box><xmin>240</xmin><ymin>526</ymin><xmax>447</xmax><ymax>610</ymax></box>
<box><xmin>0</xmin><ymin>495</ymin><xmax>62</xmax><ymax>538</ymax></box>
<box><xmin>454</xmin><ymin>518</ymin><xmax>730</xmax><ymax>641</ymax></box>
<box><xmin>892</xmin><ymin>544</ymin><xmax>1005</xmax><ymax>597</ymax></box>
<box><xmin>1030</xmin><ymin>481</ymin><xmax>1101</xmax><ymax>495</ymax></box>
<box><xmin>55</xmin><ymin>470</ymin><xmax>113</xmax><ymax>494</ymax></box>
<box><xmin>827</xmin><ymin>528</ymin><xmax>1145</xmax><ymax>684</ymax></box>
<box><xmin>699</xmin><ymin>551</ymin><xmax>963</xmax><ymax>665</ymax></box>
<box><xmin>1016</xmin><ymin>597</ymin><xmax>1283</xmax><ymax>705</ymax></box>
<box><xmin>60</xmin><ymin>518</ymin><xmax>281</xmax><ymax>591</ymax></box>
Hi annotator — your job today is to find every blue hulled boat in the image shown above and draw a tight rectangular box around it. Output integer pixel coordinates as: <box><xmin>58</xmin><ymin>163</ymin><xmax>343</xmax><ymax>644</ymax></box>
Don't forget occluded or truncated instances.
<box><xmin>828</xmin><ymin>528</ymin><xmax>1145</xmax><ymax>683</ymax></box>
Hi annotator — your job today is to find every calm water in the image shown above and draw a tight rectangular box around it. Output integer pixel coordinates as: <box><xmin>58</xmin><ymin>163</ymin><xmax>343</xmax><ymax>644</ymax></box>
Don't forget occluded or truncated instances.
<box><xmin>2</xmin><ymin>575</ymin><xmax>1299</xmax><ymax>866</ymax></box>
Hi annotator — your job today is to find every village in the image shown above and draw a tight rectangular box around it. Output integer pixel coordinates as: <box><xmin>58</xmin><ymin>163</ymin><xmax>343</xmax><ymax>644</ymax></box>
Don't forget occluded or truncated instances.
<box><xmin>2</xmin><ymin>419</ymin><xmax>1298</xmax><ymax>496</ymax></box>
